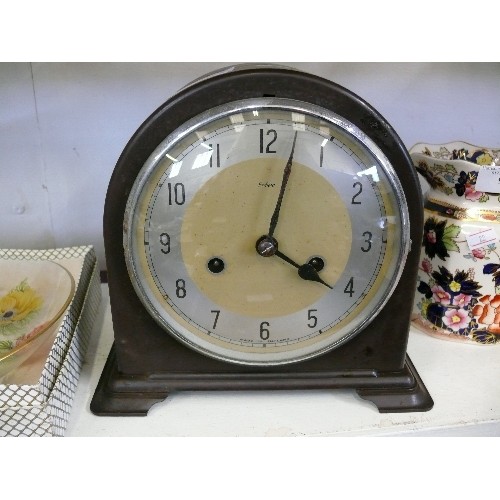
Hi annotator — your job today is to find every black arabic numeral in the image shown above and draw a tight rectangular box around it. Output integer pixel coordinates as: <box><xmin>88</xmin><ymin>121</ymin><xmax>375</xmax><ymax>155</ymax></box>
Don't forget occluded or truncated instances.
<box><xmin>259</xmin><ymin>129</ymin><xmax>277</xmax><ymax>154</ymax></box>
<box><xmin>209</xmin><ymin>143</ymin><xmax>221</xmax><ymax>168</ymax></box>
<box><xmin>344</xmin><ymin>277</ymin><xmax>355</xmax><ymax>297</ymax></box>
<box><xmin>307</xmin><ymin>309</ymin><xmax>318</xmax><ymax>329</ymax></box>
<box><xmin>260</xmin><ymin>321</ymin><xmax>270</xmax><ymax>340</ymax></box>
<box><xmin>361</xmin><ymin>231</ymin><xmax>372</xmax><ymax>252</ymax></box>
<box><xmin>160</xmin><ymin>233</ymin><xmax>171</xmax><ymax>254</ymax></box>
<box><xmin>211</xmin><ymin>310</ymin><xmax>220</xmax><ymax>329</ymax></box>
<box><xmin>176</xmin><ymin>279</ymin><xmax>187</xmax><ymax>299</ymax></box>
<box><xmin>351</xmin><ymin>182</ymin><xmax>362</xmax><ymax>204</ymax></box>
<box><xmin>168</xmin><ymin>182</ymin><xmax>186</xmax><ymax>205</ymax></box>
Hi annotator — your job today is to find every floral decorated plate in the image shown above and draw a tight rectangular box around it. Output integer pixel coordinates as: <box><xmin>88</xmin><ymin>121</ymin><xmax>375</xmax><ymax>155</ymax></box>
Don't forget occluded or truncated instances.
<box><xmin>0</xmin><ymin>260</ymin><xmax>74</xmax><ymax>363</ymax></box>
<box><xmin>412</xmin><ymin>141</ymin><xmax>500</xmax><ymax>206</ymax></box>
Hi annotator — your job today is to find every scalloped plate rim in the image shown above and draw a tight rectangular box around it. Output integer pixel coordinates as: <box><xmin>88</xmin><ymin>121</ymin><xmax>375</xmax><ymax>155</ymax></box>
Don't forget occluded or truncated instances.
<box><xmin>409</xmin><ymin>140</ymin><xmax>500</xmax><ymax>156</ymax></box>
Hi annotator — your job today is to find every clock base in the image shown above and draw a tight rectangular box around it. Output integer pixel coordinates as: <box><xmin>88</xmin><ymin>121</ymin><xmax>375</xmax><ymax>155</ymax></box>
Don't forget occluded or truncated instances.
<box><xmin>90</xmin><ymin>345</ymin><xmax>433</xmax><ymax>416</ymax></box>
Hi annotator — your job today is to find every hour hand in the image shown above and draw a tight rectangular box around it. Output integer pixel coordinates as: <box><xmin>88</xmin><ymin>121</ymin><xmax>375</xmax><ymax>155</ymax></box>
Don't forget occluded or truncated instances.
<box><xmin>256</xmin><ymin>236</ymin><xmax>332</xmax><ymax>289</ymax></box>
<box><xmin>277</xmin><ymin>251</ymin><xmax>333</xmax><ymax>289</ymax></box>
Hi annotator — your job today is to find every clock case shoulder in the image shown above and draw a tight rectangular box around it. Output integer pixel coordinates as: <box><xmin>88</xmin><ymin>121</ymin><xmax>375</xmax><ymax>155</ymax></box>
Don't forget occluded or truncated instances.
<box><xmin>93</xmin><ymin>66</ymin><xmax>432</xmax><ymax>416</ymax></box>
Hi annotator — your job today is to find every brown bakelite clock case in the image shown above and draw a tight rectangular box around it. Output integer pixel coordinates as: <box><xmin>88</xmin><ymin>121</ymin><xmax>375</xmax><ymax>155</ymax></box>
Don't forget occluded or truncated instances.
<box><xmin>91</xmin><ymin>65</ymin><xmax>433</xmax><ymax>415</ymax></box>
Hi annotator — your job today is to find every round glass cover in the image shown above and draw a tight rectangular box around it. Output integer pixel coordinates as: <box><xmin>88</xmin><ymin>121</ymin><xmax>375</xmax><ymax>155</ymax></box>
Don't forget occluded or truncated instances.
<box><xmin>124</xmin><ymin>98</ymin><xmax>409</xmax><ymax>365</ymax></box>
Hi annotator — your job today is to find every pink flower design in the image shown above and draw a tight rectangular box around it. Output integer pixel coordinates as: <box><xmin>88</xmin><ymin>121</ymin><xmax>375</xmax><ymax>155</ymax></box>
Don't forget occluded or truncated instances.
<box><xmin>465</xmin><ymin>186</ymin><xmax>483</xmax><ymax>201</ymax></box>
<box><xmin>442</xmin><ymin>308</ymin><xmax>471</xmax><ymax>332</ymax></box>
<box><xmin>472</xmin><ymin>248</ymin><xmax>486</xmax><ymax>259</ymax></box>
<box><xmin>432</xmin><ymin>285</ymin><xmax>451</xmax><ymax>305</ymax></box>
<box><xmin>453</xmin><ymin>294</ymin><xmax>472</xmax><ymax>307</ymax></box>
<box><xmin>421</xmin><ymin>259</ymin><xmax>432</xmax><ymax>273</ymax></box>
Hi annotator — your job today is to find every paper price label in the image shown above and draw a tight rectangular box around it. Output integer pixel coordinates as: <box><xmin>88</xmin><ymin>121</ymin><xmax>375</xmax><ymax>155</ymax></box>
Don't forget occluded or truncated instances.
<box><xmin>475</xmin><ymin>167</ymin><xmax>500</xmax><ymax>193</ymax></box>
<box><xmin>466</xmin><ymin>227</ymin><xmax>498</xmax><ymax>251</ymax></box>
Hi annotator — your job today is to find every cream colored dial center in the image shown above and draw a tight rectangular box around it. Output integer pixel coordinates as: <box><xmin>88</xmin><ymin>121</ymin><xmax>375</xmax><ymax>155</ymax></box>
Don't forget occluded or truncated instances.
<box><xmin>181</xmin><ymin>158</ymin><xmax>352</xmax><ymax>317</ymax></box>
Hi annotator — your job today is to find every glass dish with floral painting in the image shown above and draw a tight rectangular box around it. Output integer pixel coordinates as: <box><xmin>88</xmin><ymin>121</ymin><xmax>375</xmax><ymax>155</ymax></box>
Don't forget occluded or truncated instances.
<box><xmin>0</xmin><ymin>260</ymin><xmax>74</xmax><ymax>371</ymax></box>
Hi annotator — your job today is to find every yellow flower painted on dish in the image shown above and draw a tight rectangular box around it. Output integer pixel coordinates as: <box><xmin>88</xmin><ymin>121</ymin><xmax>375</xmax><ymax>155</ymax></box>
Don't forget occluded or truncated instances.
<box><xmin>0</xmin><ymin>280</ymin><xmax>43</xmax><ymax>327</ymax></box>
<box><xmin>476</xmin><ymin>152</ymin><xmax>493</xmax><ymax>166</ymax></box>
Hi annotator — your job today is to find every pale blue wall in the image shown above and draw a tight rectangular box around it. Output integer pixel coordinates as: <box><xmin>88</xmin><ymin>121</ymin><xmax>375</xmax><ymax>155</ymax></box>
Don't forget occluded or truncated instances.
<box><xmin>1</xmin><ymin>62</ymin><xmax>499</xmax><ymax>269</ymax></box>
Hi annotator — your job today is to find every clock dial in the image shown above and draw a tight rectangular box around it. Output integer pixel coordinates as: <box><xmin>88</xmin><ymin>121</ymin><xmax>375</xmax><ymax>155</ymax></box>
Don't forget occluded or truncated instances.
<box><xmin>124</xmin><ymin>98</ymin><xmax>409</xmax><ymax>365</ymax></box>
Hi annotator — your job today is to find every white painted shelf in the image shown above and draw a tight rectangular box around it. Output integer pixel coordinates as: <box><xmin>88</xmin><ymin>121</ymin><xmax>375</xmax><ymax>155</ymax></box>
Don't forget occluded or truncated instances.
<box><xmin>66</xmin><ymin>285</ymin><xmax>500</xmax><ymax>436</ymax></box>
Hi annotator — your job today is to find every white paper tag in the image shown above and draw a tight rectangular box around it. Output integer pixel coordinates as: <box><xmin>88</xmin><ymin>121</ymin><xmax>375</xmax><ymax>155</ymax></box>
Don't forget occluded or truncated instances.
<box><xmin>466</xmin><ymin>227</ymin><xmax>498</xmax><ymax>251</ymax></box>
<box><xmin>475</xmin><ymin>167</ymin><xmax>500</xmax><ymax>193</ymax></box>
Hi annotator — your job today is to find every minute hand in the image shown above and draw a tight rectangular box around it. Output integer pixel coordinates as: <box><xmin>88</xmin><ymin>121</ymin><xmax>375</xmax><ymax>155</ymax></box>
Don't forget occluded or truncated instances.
<box><xmin>268</xmin><ymin>131</ymin><xmax>298</xmax><ymax>238</ymax></box>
